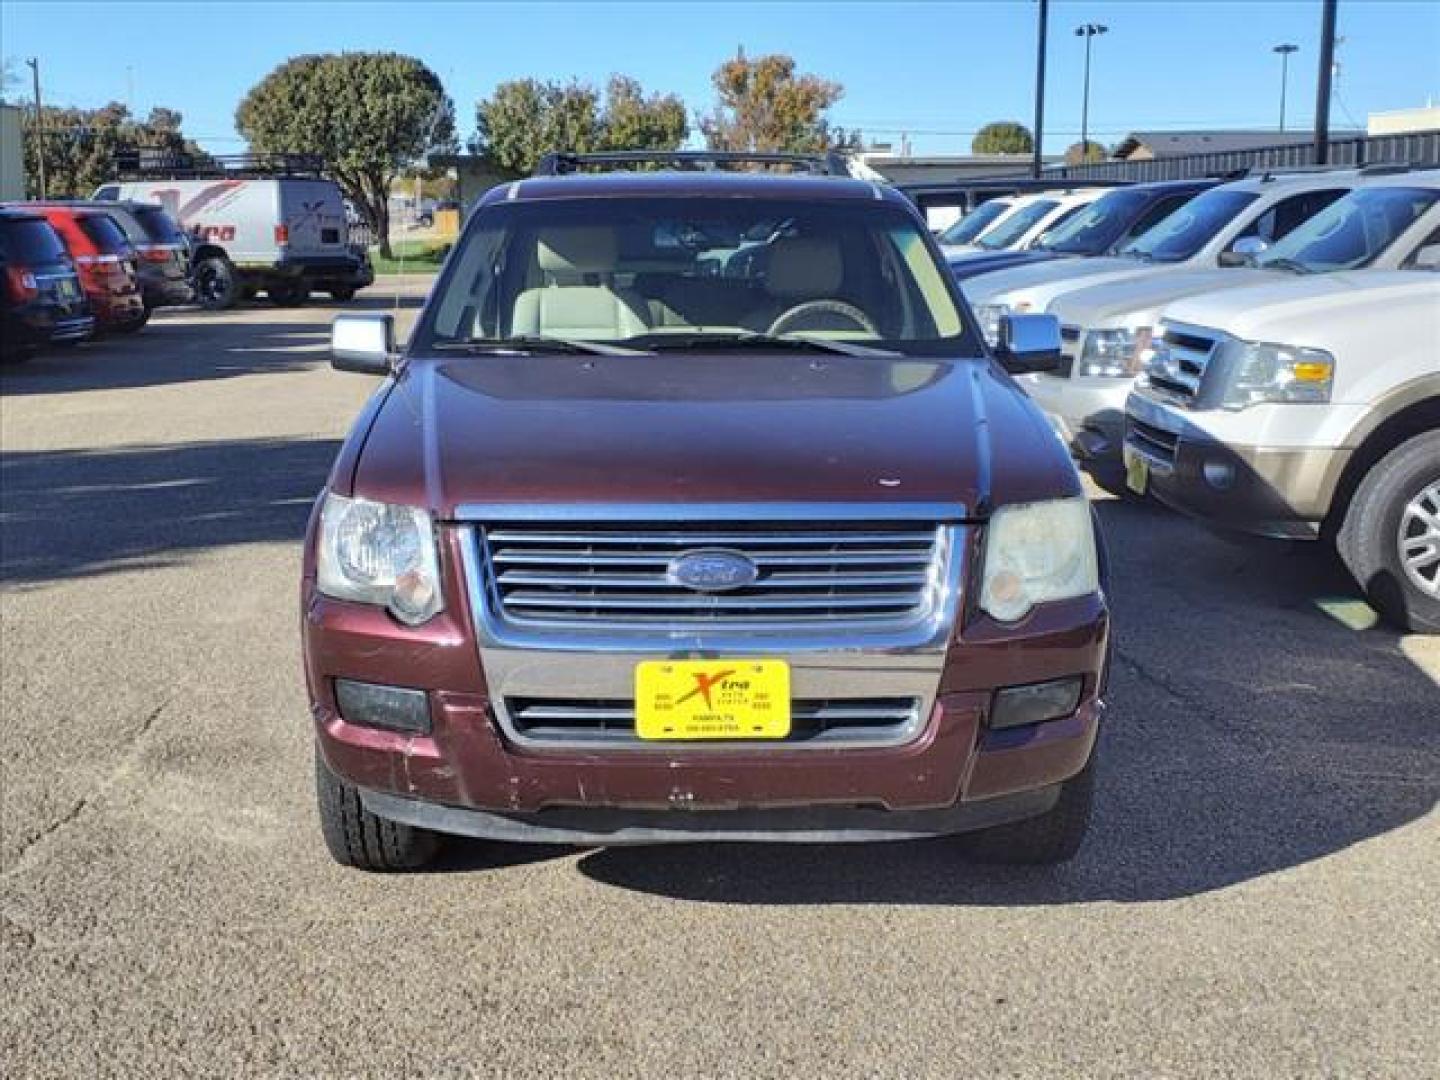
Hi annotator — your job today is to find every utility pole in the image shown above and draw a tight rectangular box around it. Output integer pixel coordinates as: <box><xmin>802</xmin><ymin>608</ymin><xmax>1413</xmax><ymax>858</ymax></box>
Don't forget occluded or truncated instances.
<box><xmin>1314</xmin><ymin>0</ymin><xmax>1337</xmax><ymax>164</ymax></box>
<box><xmin>1075</xmin><ymin>23</ymin><xmax>1108</xmax><ymax>158</ymax></box>
<box><xmin>26</xmin><ymin>57</ymin><xmax>45</xmax><ymax>199</ymax></box>
<box><xmin>1032</xmin><ymin>0</ymin><xmax>1049</xmax><ymax>178</ymax></box>
<box><xmin>1273</xmin><ymin>43</ymin><xmax>1298</xmax><ymax>132</ymax></box>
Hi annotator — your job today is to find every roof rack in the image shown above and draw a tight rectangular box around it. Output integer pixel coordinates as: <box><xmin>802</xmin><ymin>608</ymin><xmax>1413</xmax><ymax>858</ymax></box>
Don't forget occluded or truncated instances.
<box><xmin>110</xmin><ymin>151</ymin><xmax>329</xmax><ymax>181</ymax></box>
<box><xmin>532</xmin><ymin>150</ymin><xmax>853</xmax><ymax>178</ymax></box>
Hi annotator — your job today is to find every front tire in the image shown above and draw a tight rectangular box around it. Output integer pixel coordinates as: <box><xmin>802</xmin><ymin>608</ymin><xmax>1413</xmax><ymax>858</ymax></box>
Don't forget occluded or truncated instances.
<box><xmin>194</xmin><ymin>256</ymin><xmax>240</xmax><ymax>310</ymax></box>
<box><xmin>267</xmin><ymin>280</ymin><xmax>309</xmax><ymax>306</ymax></box>
<box><xmin>1336</xmin><ymin>431</ymin><xmax>1440</xmax><ymax>634</ymax></box>
<box><xmin>314</xmin><ymin>749</ymin><xmax>441</xmax><ymax>871</ymax></box>
<box><xmin>328</xmin><ymin>285</ymin><xmax>357</xmax><ymax>302</ymax></box>
<box><xmin>116</xmin><ymin>307</ymin><xmax>152</xmax><ymax>334</ymax></box>
<box><xmin>958</xmin><ymin>753</ymin><xmax>1095</xmax><ymax>865</ymax></box>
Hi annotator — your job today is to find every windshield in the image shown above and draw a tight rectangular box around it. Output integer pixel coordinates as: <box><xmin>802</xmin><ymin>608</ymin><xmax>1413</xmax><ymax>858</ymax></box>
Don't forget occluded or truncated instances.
<box><xmin>1034</xmin><ymin>189</ymin><xmax>1151</xmax><ymax>254</ymax></box>
<box><xmin>131</xmin><ymin>205</ymin><xmax>187</xmax><ymax>244</ymax></box>
<box><xmin>1119</xmin><ymin>188</ymin><xmax>1259</xmax><ymax>262</ymax></box>
<box><xmin>937</xmin><ymin>199</ymin><xmax>1011</xmax><ymax>245</ymax></box>
<box><xmin>975</xmin><ymin>200</ymin><xmax>1057</xmax><ymax>249</ymax></box>
<box><xmin>1256</xmin><ymin>186</ymin><xmax>1439</xmax><ymax>272</ymax></box>
<box><xmin>417</xmin><ymin>196</ymin><xmax>977</xmax><ymax>357</ymax></box>
<box><xmin>0</xmin><ymin>218</ymin><xmax>68</xmax><ymax>263</ymax></box>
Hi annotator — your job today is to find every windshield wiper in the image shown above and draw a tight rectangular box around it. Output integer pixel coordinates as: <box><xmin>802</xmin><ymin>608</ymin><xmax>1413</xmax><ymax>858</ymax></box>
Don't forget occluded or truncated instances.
<box><xmin>1120</xmin><ymin>248</ymin><xmax>1156</xmax><ymax>262</ymax></box>
<box><xmin>432</xmin><ymin>336</ymin><xmax>652</xmax><ymax>357</ymax></box>
<box><xmin>1259</xmin><ymin>257</ymin><xmax>1314</xmax><ymax>275</ymax></box>
<box><xmin>638</xmin><ymin>331</ymin><xmax>901</xmax><ymax>358</ymax></box>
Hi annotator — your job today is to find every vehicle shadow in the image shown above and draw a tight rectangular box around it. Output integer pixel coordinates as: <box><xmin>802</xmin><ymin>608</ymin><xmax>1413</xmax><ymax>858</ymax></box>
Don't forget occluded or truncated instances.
<box><xmin>0</xmin><ymin>437</ymin><xmax>340</xmax><ymax>584</ymax></box>
<box><xmin>574</xmin><ymin>495</ymin><xmax>1439</xmax><ymax>905</ymax></box>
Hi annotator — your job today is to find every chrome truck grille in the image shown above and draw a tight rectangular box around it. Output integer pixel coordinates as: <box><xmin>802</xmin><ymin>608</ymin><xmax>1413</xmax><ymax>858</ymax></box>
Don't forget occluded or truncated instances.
<box><xmin>470</xmin><ymin>518</ymin><xmax>952</xmax><ymax>636</ymax></box>
<box><xmin>1144</xmin><ymin>323</ymin><xmax>1221</xmax><ymax>405</ymax></box>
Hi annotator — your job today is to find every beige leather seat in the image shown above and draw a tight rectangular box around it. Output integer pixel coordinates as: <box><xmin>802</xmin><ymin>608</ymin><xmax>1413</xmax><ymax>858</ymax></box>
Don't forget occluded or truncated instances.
<box><xmin>511</xmin><ymin>227</ymin><xmax>650</xmax><ymax>339</ymax></box>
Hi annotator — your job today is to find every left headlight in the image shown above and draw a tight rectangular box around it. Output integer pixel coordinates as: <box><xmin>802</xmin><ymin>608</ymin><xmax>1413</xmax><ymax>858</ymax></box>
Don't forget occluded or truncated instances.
<box><xmin>974</xmin><ymin>303</ymin><xmax>1012</xmax><ymax>348</ymax></box>
<box><xmin>1223</xmin><ymin>341</ymin><xmax>1334</xmax><ymax>409</ymax></box>
<box><xmin>316</xmin><ymin>493</ymin><xmax>444</xmax><ymax>625</ymax></box>
<box><xmin>1077</xmin><ymin>326</ymin><xmax>1152</xmax><ymax>378</ymax></box>
<box><xmin>980</xmin><ymin>498</ymin><xmax>1099</xmax><ymax>623</ymax></box>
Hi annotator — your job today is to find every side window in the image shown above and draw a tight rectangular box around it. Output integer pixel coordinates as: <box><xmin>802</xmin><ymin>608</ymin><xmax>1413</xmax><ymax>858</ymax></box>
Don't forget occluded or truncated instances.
<box><xmin>1240</xmin><ymin>189</ymin><xmax>1347</xmax><ymax>243</ymax></box>
<box><xmin>1125</xmin><ymin>194</ymin><xmax>1190</xmax><ymax>240</ymax></box>
<box><xmin>95</xmin><ymin>186</ymin><xmax>119</xmax><ymax>201</ymax></box>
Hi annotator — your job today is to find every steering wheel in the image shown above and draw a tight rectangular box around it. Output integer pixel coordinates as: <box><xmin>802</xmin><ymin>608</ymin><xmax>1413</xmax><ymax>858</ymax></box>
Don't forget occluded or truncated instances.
<box><xmin>767</xmin><ymin>299</ymin><xmax>879</xmax><ymax>338</ymax></box>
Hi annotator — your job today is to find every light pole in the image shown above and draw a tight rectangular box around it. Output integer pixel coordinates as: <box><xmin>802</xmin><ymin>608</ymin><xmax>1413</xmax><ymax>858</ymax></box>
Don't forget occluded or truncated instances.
<box><xmin>26</xmin><ymin>57</ymin><xmax>45</xmax><ymax>199</ymax></box>
<box><xmin>1075</xmin><ymin>23</ymin><xmax>1108</xmax><ymax>159</ymax></box>
<box><xmin>1273</xmin><ymin>43</ymin><xmax>1299</xmax><ymax>131</ymax></box>
<box><xmin>1032</xmin><ymin>0</ymin><xmax>1049</xmax><ymax>178</ymax></box>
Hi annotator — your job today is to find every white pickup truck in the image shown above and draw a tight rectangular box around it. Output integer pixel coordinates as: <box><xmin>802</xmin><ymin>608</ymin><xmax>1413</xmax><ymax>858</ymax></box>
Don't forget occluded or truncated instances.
<box><xmin>966</xmin><ymin>169</ymin><xmax>1366</xmax><ymax>345</ymax></box>
<box><xmin>1029</xmin><ymin>171</ymin><xmax>1440</xmax><ymax>478</ymax></box>
<box><xmin>1124</xmin><ymin>271</ymin><xmax>1440</xmax><ymax>632</ymax></box>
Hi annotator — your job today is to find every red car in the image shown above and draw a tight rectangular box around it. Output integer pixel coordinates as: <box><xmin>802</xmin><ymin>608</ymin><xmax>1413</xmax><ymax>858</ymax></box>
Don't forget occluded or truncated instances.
<box><xmin>304</xmin><ymin>153</ymin><xmax>1110</xmax><ymax>872</ymax></box>
<box><xmin>32</xmin><ymin>206</ymin><xmax>146</xmax><ymax>332</ymax></box>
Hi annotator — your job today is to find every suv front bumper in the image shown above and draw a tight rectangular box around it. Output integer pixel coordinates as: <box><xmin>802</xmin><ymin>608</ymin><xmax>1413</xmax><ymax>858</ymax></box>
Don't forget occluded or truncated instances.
<box><xmin>1020</xmin><ymin>372</ymin><xmax>1133</xmax><ymax>466</ymax></box>
<box><xmin>1124</xmin><ymin>393</ymin><xmax>1347</xmax><ymax>539</ymax></box>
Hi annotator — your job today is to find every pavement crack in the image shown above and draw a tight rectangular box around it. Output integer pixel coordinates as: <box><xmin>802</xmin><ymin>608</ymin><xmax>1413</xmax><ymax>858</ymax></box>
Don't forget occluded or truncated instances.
<box><xmin>1112</xmin><ymin>645</ymin><xmax>1238</xmax><ymax>736</ymax></box>
<box><xmin>3</xmin><ymin>700</ymin><xmax>168</xmax><ymax>875</ymax></box>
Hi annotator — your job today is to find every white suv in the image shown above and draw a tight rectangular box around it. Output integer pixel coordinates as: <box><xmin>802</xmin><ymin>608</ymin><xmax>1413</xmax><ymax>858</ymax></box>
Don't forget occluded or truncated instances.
<box><xmin>944</xmin><ymin>189</ymin><xmax>1105</xmax><ymax>260</ymax></box>
<box><xmin>966</xmin><ymin>169</ymin><xmax>1368</xmax><ymax>343</ymax></box>
<box><xmin>1028</xmin><ymin>170</ymin><xmax>1440</xmax><ymax>476</ymax></box>
<box><xmin>1124</xmin><ymin>269</ymin><xmax>1440</xmax><ymax>632</ymax></box>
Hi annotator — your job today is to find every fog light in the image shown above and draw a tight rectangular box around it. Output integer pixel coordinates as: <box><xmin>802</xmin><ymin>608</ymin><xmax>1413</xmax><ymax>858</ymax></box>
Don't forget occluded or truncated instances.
<box><xmin>334</xmin><ymin>679</ymin><xmax>431</xmax><ymax>734</ymax></box>
<box><xmin>1202</xmin><ymin>460</ymin><xmax>1236</xmax><ymax>490</ymax></box>
<box><xmin>990</xmin><ymin>676</ymin><xmax>1083</xmax><ymax>730</ymax></box>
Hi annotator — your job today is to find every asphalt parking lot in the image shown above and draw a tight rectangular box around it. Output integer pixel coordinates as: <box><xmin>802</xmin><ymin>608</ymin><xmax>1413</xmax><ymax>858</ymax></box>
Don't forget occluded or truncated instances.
<box><xmin>2</xmin><ymin>282</ymin><xmax>1437</xmax><ymax>1078</ymax></box>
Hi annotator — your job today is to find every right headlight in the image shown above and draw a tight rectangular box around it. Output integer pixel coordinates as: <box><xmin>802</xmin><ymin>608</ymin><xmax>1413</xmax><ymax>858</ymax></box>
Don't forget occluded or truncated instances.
<box><xmin>1077</xmin><ymin>326</ymin><xmax>1152</xmax><ymax>378</ymax></box>
<box><xmin>1222</xmin><ymin>341</ymin><xmax>1334</xmax><ymax>409</ymax></box>
<box><xmin>980</xmin><ymin>498</ymin><xmax>1099</xmax><ymax>622</ymax></box>
<box><xmin>316</xmin><ymin>493</ymin><xmax>444</xmax><ymax>625</ymax></box>
<box><xmin>974</xmin><ymin>303</ymin><xmax>1012</xmax><ymax>348</ymax></box>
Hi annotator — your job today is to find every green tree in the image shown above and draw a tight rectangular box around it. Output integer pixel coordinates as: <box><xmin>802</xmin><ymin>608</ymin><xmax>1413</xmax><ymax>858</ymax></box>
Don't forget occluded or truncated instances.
<box><xmin>1064</xmin><ymin>140</ymin><xmax>1107</xmax><ymax>165</ymax></box>
<box><xmin>236</xmin><ymin>52</ymin><xmax>456</xmax><ymax>258</ymax></box>
<box><xmin>22</xmin><ymin>102</ymin><xmax>200</xmax><ymax>198</ymax></box>
<box><xmin>971</xmin><ymin>121</ymin><xmax>1034</xmax><ymax>155</ymax></box>
<box><xmin>470</xmin><ymin>76</ymin><xmax>688</xmax><ymax>174</ymax></box>
<box><xmin>701</xmin><ymin>51</ymin><xmax>849</xmax><ymax>154</ymax></box>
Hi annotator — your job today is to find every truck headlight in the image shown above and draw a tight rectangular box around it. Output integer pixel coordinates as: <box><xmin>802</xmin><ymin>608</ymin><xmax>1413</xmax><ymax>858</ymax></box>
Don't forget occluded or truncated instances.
<box><xmin>1077</xmin><ymin>327</ymin><xmax>1152</xmax><ymax>378</ymax></box>
<box><xmin>1223</xmin><ymin>342</ymin><xmax>1334</xmax><ymax>409</ymax></box>
<box><xmin>980</xmin><ymin>498</ymin><xmax>1099</xmax><ymax>623</ymax></box>
<box><xmin>974</xmin><ymin>303</ymin><xmax>1011</xmax><ymax>348</ymax></box>
<box><xmin>316</xmin><ymin>493</ymin><xmax>444</xmax><ymax>625</ymax></box>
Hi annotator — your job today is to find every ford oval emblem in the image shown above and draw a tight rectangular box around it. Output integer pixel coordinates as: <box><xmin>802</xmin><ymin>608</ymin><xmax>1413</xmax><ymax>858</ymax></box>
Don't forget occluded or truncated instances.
<box><xmin>667</xmin><ymin>549</ymin><xmax>759</xmax><ymax>592</ymax></box>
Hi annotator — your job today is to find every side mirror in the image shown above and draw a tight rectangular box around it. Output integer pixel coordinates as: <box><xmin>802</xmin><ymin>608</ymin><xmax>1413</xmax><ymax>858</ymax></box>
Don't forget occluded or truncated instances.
<box><xmin>994</xmin><ymin>313</ymin><xmax>1063</xmax><ymax>374</ymax></box>
<box><xmin>1219</xmin><ymin>235</ymin><xmax>1269</xmax><ymax>267</ymax></box>
<box><xmin>331</xmin><ymin>313</ymin><xmax>396</xmax><ymax>375</ymax></box>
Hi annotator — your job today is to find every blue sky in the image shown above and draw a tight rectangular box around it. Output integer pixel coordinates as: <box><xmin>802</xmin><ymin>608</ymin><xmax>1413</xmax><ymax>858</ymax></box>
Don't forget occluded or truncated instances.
<box><xmin>3</xmin><ymin>1</ymin><xmax>1437</xmax><ymax>155</ymax></box>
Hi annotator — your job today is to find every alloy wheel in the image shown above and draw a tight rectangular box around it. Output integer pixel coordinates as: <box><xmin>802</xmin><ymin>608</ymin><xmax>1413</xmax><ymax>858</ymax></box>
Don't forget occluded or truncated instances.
<box><xmin>1398</xmin><ymin>480</ymin><xmax>1440</xmax><ymax>600</ymax></box>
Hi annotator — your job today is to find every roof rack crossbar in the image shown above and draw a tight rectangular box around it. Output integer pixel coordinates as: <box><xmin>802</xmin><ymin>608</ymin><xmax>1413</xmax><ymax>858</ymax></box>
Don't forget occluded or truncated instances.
<box><xmin>108</xmin><ymin>151</ymin><xmax>329</xmax><ymax>181</ymax></box>
<box><xmin>533</xmin><ymin>150</ymin><xmax>851</xmax><ymax>177</ymax></box>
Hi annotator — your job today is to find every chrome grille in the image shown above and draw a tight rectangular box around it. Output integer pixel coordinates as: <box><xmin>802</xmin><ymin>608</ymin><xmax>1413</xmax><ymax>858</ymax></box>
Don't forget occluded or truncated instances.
<box><xmin>502</xmin><ymin>696</ymin><xmax>924</xmax><ymax>749</ymax></box>
<box><xmin>1146</xmin><ymin>324</ymin><xmax>1221</xmax><ymax>404</ymax></box>
<box><xmin>473</xmin><ymin>519</ymin><xmax>952</xmax><ymax>636</ymax></box>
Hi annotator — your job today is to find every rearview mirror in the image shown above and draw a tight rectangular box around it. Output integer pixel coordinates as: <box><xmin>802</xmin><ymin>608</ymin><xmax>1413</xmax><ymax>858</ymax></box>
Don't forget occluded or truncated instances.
<box><xmin>994</xmin><ymin>313</ymin><xmax>1063</xmax><ymax>374</ymax></box>
<box><xmin>1219</xmin><ymin>235</ymin><xmax>1269</xmax><ymax>268</ymax></box>
<box><xmin>331</xmin><ymin>313</ymin><xmax>396</xmax><ymax>375</ymax></box>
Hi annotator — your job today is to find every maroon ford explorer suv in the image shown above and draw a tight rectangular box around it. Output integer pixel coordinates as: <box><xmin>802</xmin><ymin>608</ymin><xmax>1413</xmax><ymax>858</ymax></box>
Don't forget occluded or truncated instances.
<box><xmin>303</xmin><ymin>158</ymin><xmax>1110</xmax><ymax>871</ymax></box>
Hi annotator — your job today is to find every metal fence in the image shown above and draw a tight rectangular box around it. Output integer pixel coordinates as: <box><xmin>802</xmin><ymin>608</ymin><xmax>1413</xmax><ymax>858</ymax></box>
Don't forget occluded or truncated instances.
<box><xmin>1014</xmin><ymin>129</ymin><xmax>1440</xmax><ymax>184</ymax></box>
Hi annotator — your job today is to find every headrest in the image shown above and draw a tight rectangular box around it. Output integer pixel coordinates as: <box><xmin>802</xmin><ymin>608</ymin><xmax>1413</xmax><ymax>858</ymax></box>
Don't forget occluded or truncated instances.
<box><xmin>537</xmin><ymin>227</ymin><xmax>619</xmax><ymax>274</ymax></box>
<box><xmin>766</xmin><ymin>237</ymin><xmax>844</xmax><ymax>298</ymax></box>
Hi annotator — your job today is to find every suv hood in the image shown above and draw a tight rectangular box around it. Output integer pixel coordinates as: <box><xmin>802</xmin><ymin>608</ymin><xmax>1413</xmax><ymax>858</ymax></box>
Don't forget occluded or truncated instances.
<box><xmin>349</xmin><ymin>352</ymin><xmax>1079</xmax><ymax>518</ymax></box>
<box><xmin>1161</xmin><ymin>271</ymin><xmax>1439</xmax><ymax>342</ymax></box>
<box><xmin>1047</xmin><ymin>267</ymin><xmax>1279</xmax><ymax>328</ymax></box>
<box><xmin>962</xmin><ymin>256</ymin><xmax>1168</xmax><ymax>309</ymax></box>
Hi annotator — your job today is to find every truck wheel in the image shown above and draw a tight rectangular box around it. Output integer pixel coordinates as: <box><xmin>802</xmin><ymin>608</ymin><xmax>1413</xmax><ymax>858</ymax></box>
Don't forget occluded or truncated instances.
<box><xmin>328</xmin><ymin>285</ymin><xmax>357</xmax><ymax>302</ymax></box>
<box><xmin>314</xmin><ymin>748</ymin><xmax>441</xmax><ymax>871</ymax></box>
<box><xmin>1336</xmin><ymin>430</ymin><xmax>1440</xmax><ymax>634</ymax></box>
<box><xmin>194</xmin><ymin>256</ymin><xmax>240</xmax><ymax>310</ymax></box>
<box><xmin>957</xmin><ymin>753</ymin><xmax>1095</xmax><ymax>865</ymax></box>
<box><xmin>116</xmin><ymin>308</ymin><xmax>152</xmax><ymax>334</ymax></box>
<box><xmin>267</xmin><ymin>280</ymin><xmax>309</xmax><ymax>307</ymax></box>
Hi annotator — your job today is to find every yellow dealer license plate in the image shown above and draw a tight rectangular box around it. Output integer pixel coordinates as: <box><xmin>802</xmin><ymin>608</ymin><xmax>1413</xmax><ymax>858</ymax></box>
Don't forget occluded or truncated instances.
<box><xmin>1124</xmin><ymin>448</ymin><xmax>1150</xmax><ymax>496</ymax></box>
<box><xmin>635</xmin><ymin>660</ymin><xmax>791</xmax><ymax>741</ymax></box>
